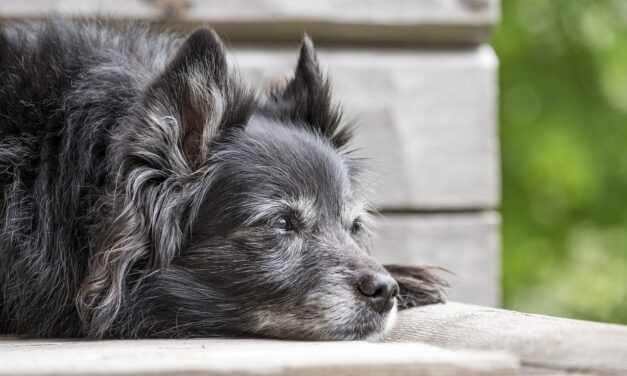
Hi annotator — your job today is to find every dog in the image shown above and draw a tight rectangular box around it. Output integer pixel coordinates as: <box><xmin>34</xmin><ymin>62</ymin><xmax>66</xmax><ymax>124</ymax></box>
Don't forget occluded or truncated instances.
<box><xmin>0</xmin><ymin>20</ymin><xmax>446</xmax><ymax>339</ymax></box>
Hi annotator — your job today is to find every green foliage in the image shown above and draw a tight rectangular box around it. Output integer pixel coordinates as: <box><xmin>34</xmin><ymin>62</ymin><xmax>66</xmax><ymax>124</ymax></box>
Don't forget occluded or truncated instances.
<box><xmin>492</xmin><ymin>0</ymin><xmax>627</xmax><ymax>324</ymax></box>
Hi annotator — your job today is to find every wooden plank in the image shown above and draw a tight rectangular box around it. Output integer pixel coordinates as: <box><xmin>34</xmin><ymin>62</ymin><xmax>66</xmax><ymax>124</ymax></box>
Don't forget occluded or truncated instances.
<box><xmin>234</xmin><ymin>46</ymin><xmax>499</xmax><ymax>210</ymax></box>
<box><xmin>0</xmin><ymin>338</ymin><xmax>520</xmax><ymax>376</ymax></box>
<box><xmin>0</xmin><ymin>0</ymin><xmax>500</xmax><ymax>45</ymax></box>
<box><xmin>372</xmin><ymin>212</ymin><xmax>500</xmax><ymax>307</ymax></box>
<box><xmin>386</xmin><ymin>303</ymin><xmax>627</xmax><ymax>375</ymax></box>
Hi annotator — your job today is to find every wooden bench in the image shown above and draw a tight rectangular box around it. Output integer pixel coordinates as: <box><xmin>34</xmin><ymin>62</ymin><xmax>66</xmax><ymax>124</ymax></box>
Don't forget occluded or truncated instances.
<box><xmin>3</xmin><ymin>304</ymin><xmax>627</xmax><ymax>375</ymax></box>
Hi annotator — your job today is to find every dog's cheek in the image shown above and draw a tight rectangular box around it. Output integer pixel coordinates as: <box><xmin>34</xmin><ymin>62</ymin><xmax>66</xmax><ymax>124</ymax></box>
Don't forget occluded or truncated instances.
<box><xmin>242</xmin><ymin>268</ymin><xmax>349</xmax><ymax>339</ymax></box>
<box><xmin>297</xmin><ymin>269</ymin><xmax>381</xmax><ymax>338</ymax></box>
<box><xmin>256</xmin><ymin>236</ymin><xmax>306</xmax><ymax>280</ymax></box>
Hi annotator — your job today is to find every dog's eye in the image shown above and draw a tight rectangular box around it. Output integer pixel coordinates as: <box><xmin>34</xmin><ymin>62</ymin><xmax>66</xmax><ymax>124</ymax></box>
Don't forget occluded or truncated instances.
<box><xmin>272</xmin><ymin>216</ymin><xmax>293</xmax><ymax>231</ymax></box>
<box><xmin>350</xmin><ymin>220</ymin><xmax>362</xmax><ymax>235</ymax></box>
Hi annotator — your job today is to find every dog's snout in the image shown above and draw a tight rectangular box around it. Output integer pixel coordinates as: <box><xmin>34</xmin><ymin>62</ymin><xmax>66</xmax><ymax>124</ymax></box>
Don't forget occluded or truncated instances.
<box><xmin>357</xmin><ymin>273</ymin><xmax>399</xmax><ymax>313</ymax></box>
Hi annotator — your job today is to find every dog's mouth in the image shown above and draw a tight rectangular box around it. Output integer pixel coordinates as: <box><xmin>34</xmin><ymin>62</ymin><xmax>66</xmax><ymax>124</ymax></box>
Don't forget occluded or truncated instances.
<box><xmin>317</xmin><ymin>296</ymin><xmax>399</xmax><ymax>340</ymax></box>
<box><xmin>250</xmin><ymin>290</ymin><xmax>399</xmax><ymax>341</ymax></box>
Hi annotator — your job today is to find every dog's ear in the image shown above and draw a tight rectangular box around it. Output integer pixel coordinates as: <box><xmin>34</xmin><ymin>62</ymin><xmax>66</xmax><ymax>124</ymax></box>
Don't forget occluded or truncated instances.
<box><xmin>261</xmin><ymin>35</ymin><xmax>352</xmax><ymax>149</ymax></box>
<box><xmin>142</xmin><ymin>28</ymin><xmax>254</xmax><ymax>170</ymax></box>
<box><xmin>384</xmin><ymin>265</ymin><xmax>449</xmax><ymax>309</ymax></box>
<box><xmin>76</xmin><ymin>29</ymin><xmax>256</xmax><ymax>337</ymax></box>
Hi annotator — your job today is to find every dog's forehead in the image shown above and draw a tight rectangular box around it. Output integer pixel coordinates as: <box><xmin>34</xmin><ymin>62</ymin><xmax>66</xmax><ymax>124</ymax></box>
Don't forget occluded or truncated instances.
<box><xmin>225</xmin><ymin>118</ymin><xmax>360</xmax><ymax>215</ymax></box>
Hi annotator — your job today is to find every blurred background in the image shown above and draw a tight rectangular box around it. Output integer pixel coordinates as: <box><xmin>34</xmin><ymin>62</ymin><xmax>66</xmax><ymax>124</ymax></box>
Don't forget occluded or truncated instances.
<box><xmin>495</xmin><ymin>0</ymin><xmax>627</xmax><ymax>324</ymax></box>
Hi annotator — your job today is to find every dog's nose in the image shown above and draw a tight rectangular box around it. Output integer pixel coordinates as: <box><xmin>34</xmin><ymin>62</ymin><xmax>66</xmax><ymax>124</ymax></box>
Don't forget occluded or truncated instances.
<box><xmin>357</xmin><ymin>273</ymin><xmax>400</xmax><ymax>313</ymax></box>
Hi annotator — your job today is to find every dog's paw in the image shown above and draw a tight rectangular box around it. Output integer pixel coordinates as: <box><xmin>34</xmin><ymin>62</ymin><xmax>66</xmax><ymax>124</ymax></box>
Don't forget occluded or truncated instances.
<box><xmin>384</xmin><ymin>264</ymin><xmax>449</xmax><ymax>310</ymax></box>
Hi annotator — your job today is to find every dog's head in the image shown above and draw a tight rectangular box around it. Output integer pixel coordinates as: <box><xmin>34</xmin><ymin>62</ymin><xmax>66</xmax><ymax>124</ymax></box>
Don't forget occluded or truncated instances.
<box><xmin>77</xmin><ymin>29</ymin><xmax>443</xmax><ymax>339</ymax></box>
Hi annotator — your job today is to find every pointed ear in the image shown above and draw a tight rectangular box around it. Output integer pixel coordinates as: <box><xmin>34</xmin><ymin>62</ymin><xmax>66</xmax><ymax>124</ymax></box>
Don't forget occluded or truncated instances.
<box><xmin>384</xmin><ymin>265</ymin><xmax>449</xmax><ymax>309</ymax></box>
<box><xmin>293</xmin><ymin>35</ymin><xmax>322</xmax><ymax>89</ymax></box>
<box><xmin>262</xmin><ymin>35</ymin><xmax>352</xmax><ymax>148</ymax></box>
<box><xmin>143</xmin><ymin>28</ymin><xmax>253</xmax><ymax>169</ymax></box>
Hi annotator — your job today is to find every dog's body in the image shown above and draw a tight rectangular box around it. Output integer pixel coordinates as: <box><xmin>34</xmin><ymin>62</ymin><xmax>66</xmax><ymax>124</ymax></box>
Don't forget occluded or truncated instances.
<box><xmin>0</xmin><ymin>21</ymin><xmax>444</xmax><ymax>339</ymax></box>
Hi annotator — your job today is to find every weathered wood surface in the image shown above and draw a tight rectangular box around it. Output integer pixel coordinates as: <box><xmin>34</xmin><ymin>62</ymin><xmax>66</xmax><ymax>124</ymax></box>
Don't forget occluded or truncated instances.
<box><xmin>234</xmin><ymin>46</ymin><xmax>500</xmax><ymax>210</ymax></box>
<box><xmin>386</xmin><ymin>303</ymin><xmax>627</xmax><ymax>375</ymax></box>
<box><xmin>0</xmin><ymin>0</ymin><xmax>500</xmax><ymax>45</ymax></box>
<box><xmin>3</xmin><ymin>303</ymin><xmax>625</xmax><ymax>376</ymax></box>
<box><xmin>0</xmin><ymin>337</ymin><xmax>519</xmax><ymax>376</ymax></box>
<box><xmin>373</xmin><ymin>212</ymin><xmax>500</xmax><ymax>307</ymax></box>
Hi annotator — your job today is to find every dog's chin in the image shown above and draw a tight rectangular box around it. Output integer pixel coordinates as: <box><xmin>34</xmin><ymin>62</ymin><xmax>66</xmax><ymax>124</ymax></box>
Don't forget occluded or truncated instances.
<box><xmin>324</xmin><ymin>298</ymin><xmax>398</xmax><ymax>341</ymax></box>
<box><xmin>365</xmin><ymin>300</ymin><xmax>398</xmax><ymax>341</ymax></box>
<box><xmin>250</xmin><ymin>298</ymin><xmax>398</xmax><ymax>341</ymax></box>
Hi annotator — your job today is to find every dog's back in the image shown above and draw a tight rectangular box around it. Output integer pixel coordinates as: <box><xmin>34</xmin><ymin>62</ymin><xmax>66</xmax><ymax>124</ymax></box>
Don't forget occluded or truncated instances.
<box><xmin>0</xmin><ymin>21</ymin><xmax>177</xmax><ymax>336</ymax></box>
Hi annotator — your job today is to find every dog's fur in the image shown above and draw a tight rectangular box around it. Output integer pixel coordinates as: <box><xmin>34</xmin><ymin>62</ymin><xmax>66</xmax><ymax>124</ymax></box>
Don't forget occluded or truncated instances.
<box><xmin>0</xmin><ymin>20</ymin><xmax>446</xmax><ymax>339</ymax></box>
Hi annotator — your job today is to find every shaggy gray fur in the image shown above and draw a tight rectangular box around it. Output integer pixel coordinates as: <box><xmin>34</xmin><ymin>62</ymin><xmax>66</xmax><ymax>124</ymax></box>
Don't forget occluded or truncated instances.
<box><xmin>0</xmin><ymin>20</ymin><xmax>445</xmax><ymax>339</ymax></box>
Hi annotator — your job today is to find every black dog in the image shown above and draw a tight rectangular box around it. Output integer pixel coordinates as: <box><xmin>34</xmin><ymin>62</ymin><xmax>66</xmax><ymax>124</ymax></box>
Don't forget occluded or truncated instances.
<box><xmin>0</xmin><ymin>20</ymin><xmax>445</xmax><ymax>339</ymax></box>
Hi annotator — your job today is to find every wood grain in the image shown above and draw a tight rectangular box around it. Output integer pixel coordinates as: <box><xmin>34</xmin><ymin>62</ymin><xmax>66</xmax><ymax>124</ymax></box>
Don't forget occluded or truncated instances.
<box><xmin>0</xmin><ymin>337</ymin><xmax>519</xmax><ymax>376</ymax></box>
<box><xmin>373</xmin><ymin>212</ymin><xmax>500</xmax><ymax>307</ymax></box>
<box><xmin>387</xmin><ymin>302</ymin><xmax>627</xmax><ymax>375</ymax></box>
<box><xmin>0</xmin><ymin>0</ymin><xmax>500</xmax><ymax>45</ymax></box>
